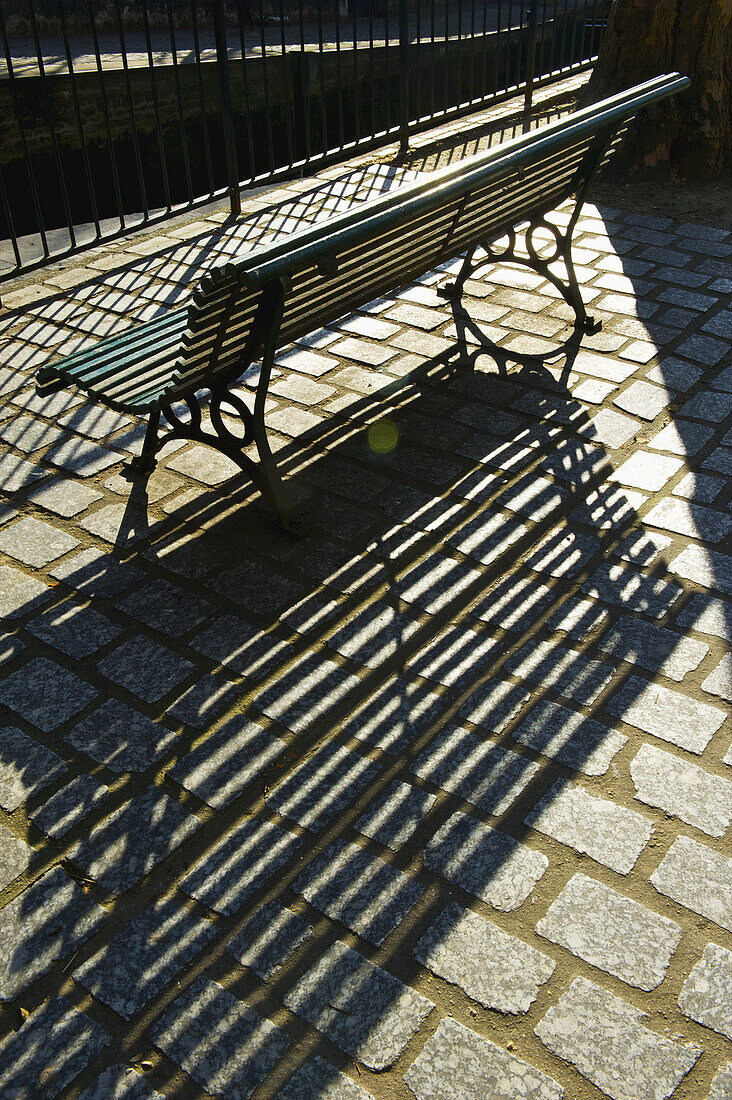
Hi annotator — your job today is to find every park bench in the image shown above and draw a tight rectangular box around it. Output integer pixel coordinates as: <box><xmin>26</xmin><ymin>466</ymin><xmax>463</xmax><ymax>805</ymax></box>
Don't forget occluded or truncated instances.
<box><xmin>36</xmin><ymin>73</ymin><xmax>689</xmax><ymax>526</ymax></box>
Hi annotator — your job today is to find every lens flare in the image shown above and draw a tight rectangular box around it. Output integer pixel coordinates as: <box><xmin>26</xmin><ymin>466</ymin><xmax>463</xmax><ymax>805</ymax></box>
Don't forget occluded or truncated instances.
<box><xmin>368</xmin><ymin>419</ymin><xmax>399</xmax><ymax>454</ymax></box>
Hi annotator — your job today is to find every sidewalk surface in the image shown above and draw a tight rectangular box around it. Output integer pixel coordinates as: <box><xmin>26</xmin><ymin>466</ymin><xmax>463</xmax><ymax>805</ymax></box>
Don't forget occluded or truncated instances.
<box><xmin>0</xmin><ymin>90</ymin><xmax>730</xmax><ymax>1100</ymax></box>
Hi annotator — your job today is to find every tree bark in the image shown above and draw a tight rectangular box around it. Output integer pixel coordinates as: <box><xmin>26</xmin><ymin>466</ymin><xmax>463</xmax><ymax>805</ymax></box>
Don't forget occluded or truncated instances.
<box><xmin>584</xmin><ymin>0</ymin><xmax>731</xmax><ymax>178</ymax></box>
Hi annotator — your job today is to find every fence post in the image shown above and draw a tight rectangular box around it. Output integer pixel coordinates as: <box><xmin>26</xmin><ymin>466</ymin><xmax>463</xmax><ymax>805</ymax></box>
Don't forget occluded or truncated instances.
<box><xmin>211</xmin><ymin>0</ymin><xmax>241</xmax><ymax>214</ymax></box>
<box><xmin>523</xmin><ymin>0</ymin><xmax>539</xmax><ymax>132</ymax></box>
<box><xmin>398</xmin><ymin>0</ymin><xmax>409</xmax><ymax>155</ymax></box>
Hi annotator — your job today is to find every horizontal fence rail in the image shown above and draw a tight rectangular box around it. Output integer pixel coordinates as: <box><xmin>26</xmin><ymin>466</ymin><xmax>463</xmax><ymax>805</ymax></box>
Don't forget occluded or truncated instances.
<box><xmin>0</xmin><ymin>0</ymin><xmax>611</xmax><ymax>284</ymax></box>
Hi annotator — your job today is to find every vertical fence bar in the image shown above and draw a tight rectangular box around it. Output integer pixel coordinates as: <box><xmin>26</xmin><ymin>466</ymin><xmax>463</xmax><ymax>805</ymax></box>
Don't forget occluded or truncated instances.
<box><xmin>523</xmin><ymin>0</ymin><xmax>538</xmax><ymax>126</ymax></box>
<box><xmin>191</xmin><ymin>0</ymin><xmax>216</xmax><ymax>197</ymax></box>
<box><xmin>141</xmin><ymin>0</ymin><xmax>174</xmax><ymax>213</ymax></box>
<box><xmin>398</xmin><ymin>0</ymin><xmax>409</xmax><ymax>151</ymax></box>
<box><xmin>27</xmin><ymin>0</ymin><xmax>77</xmax><ymax>247</ymax></box>
<box><xmin>234</xmin><ymin>0</ymin><xmax>257</xmax><ymax>184</ymax></box>
<box><xmin>0</xmin><ymin>5</ymin><xmax>51</xmax><ymax>262</ymax></box>
<box><xmin>86</xmin><ymin>0</ymin><xmax>126</xmax><ymax>230</ymax></box>
<box><xmin>212</xmin><ymin>0</ymin><xmax>241</xmax><ymax>213</ymax></box>
<box><xmin>56</xmin><ymin>0</ymin><xmax>101</xmax><ymax>240</ymax></box>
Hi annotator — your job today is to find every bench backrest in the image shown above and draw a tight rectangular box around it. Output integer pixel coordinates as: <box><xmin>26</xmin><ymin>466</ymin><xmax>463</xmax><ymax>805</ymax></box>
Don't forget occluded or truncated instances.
<box><xmin>163</xmin><ymin>73</ymin><xmax>688</xmax><ymax>403</ymax></box>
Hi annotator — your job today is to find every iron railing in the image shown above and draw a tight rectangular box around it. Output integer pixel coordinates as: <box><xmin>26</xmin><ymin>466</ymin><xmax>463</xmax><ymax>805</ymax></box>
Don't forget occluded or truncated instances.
<box><xmin>0</xmin><ymin>0</ymin><xmax>610</xmax><ymax>284</ymax></box>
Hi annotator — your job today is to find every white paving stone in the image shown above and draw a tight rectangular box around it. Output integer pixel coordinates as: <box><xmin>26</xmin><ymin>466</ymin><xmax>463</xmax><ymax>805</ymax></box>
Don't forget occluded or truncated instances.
<box><xmin>606</xmin><ymin>676</ymin><xmax>726</xmax><ymax>754</ymax></box>
<box><xmin>651</xmin><ymin>836</ymin><xmax>732</xmax><ymax>931</ymax></box>
<box><xmin>537</xmin><ymin>873</ymin><xmax>681</xmax><ymax>989</ymax></box>
<box><xmin>631</xmin><ymin>744</ymin><xmax>732</xmax><ymax>837</ymax></box>
<box><xmin>535</xmin><ymin>977</ymin><xmax>702</xmax><ymax>1100</ymax></box>
<box><xmin>413</xmin><ymin>902</ymin><xmax>555</xmax><ymax>1013</ymax></box>
<box><xmin>425</xmin><ymin>811</ymin><xmax>548</xmax><ymax>911</ymax></box>
<box><xmin>285</xmin><ymin>941</ymin><xmax>433</xmax><ymax>1070</ymax></box>
<box><xmin>679</xmin><ymin>943</ymin><xmax>732</xmax><ymax>1040</ymax></box>
<box><xmin>599</xmin><ymin>615</ymin><xmax>709</xmax><ymax>682</ymax></box>
<box><xmin>706</xmin><ymin>1062</ymin><xmax>732</xmax><ymax>1100</ymax></box>
<box><xmin>525</xmin><ymin>781</ymin><xmax>652</xmax><ymax>873</ymax></box>
<box><xmin>702</xmin><ymin>654</ymin><xmax>732</xmax><ymax>702</ymax></box>
<box><xmin>405</xmin><ymin>1017</ymin><xmax>563</xmax><ymax>1100</ymax></box>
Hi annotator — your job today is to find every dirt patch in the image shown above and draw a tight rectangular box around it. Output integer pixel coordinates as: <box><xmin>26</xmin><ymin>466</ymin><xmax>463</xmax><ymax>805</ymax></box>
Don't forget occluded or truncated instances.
<box><xmin>591</xmin><ymin>171</ymin><xmax>732</xmax><ymax>229</ymax></box>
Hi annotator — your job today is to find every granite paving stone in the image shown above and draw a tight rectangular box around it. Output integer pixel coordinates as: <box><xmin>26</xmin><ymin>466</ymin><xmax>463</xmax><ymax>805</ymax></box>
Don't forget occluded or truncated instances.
<box><xmin>98</xmin><ymin>636</ymin><xmax>195</xmax><ymax>703</ymax></box>
<box><xmin>0</xmin><ymin>563</ymin><xmax>51</xmax><ymax>619</ymax></box>
<box><xmin>0</xmin><ymin>864</ymin><xmax>106</xmax><ymax>999</ymax></box>
<box><xmin>502</xmin><ymin>638</ymin><xmax>614</xmax><ymax>705</ymax></box>
<box><xmin>0</xmin><ymin>725</ymin><xmax>66</xmax><ymax>810</ymax></box>
<box><xmin>77</xmin><ymin>1065</ymin><xmax>167</xmax><ymax>1100</ymax></box>
<box><xmin>651</xmin><ymin>836</ymin><xmax>732</xmax><ymax>931</ymax></box>
<box><xmin>407</xmin><ymin>622</ymin><xmax>501</xmax><ymax>689</ymax></box>
<box><xmin>69</xmin><ymin>786</ymin><xmax>199</xmax><ymax>894</ymax></box>
<box><xmin>226</xmin><ymin>900</ymin><xmax>312</xmax><ymax>980</ymax></box>
<box><xmin>425</xmin><ymin>811</ymin><xmax>548</xmax><ymax>910</ymax></box>
<box><xmin>582</xmin><ymin>561</ymin><xmax>683</xmax><ymax>618</ymax></box>
<box><xmin>525</xmin><ymin>529</ymin><xmax>600</xmax><ymax>579</ymax></box>
<box><xmin>405</xmin><ymin>1017</ymin><xmax>563</xmax><ymax>1100</ymax></box>
<box><xmin>678</xmin><ymin>943</ymin><xmax>732</xmax><ymax>1040</ymax></box>
<box><xmin>293</xmin><ymin>837</ymin><xmax>424</xmax><ymax>944</ymax></box>
<box><xmin>649</xmin><ymin>418</ymin><xmax>715</xmax><ymax>455</ymax></box>
<box><xmin>151</xmin><ymin>974</ymin><xmax>290</xmax><ymax>1098</ymax></box>
<box><xmin>0</xmin><ymin>656</ymin><xmax>97</xmax><ymax>731</ymax></box>
<box><xmin>29</xmin><ymin>774</ymin><xmax>110</xmax><ymax>837</ymax></box>
<box><xmin>606</xmin><ymin>676</ymin><xmax>726</xmax><ymax>753</ymax></box>
<box><xmin>535</xmin><ymin>977</ymin><xmax>701</xmax><ymax>1100</ymax></box>
<box><xmin>614</xmin><ymin>380</ymin><xmax>670</xmax><ymax>420</ymax></box>
<box><xmin>180</xmin><ymin>817</ymin><xmax>301</xmax><ymax>915</ymax></box>
<box><xmin>284</xmin><ymin>940</ymin><xmax>434</xmax><ymax>1070</ymax></box>
<box><xmin>599</xmin><ymin>614</ymin><xmax>709</xmax><ymax>681</ymax></box>
<box><xmin>670</xmin><ymin>544</ymin><xmax>732</xmax><ymax>596</ymax></box>
<box><xmin>339</xmin><ymin>674</ymin><xmax>443</xmax><ymax>755</ymax></box>
<box><xmin>702</xmin><ymin>653</ymin><xmax>732</xmax><ymax>702</ymax></box>
<box><xmin>644</xmin><ymin>498</ymin><xmax>732</xmax><ymax>543</ymax></box>
<box><xmin>0</xmin><ymin>822</ymin><xmax>34</xmax><ymax>891</ymax></box>
<box><xmin>0</xmin><ymin>515</ymin><xmax>78</xmax><ymax>566</ymax></box>
<box><xmin>50</xmin><ymin>546</ymin><xmax>145</xmax><ymax>598</ymax></box>
<box><xmin>166</xmin><ymin>671</ymin><xmax>241</xmax><ymax>727</ymax></box>
<box><xmin>170</xmin><ymin>716</ymin><xmax>284</xmax><ymax>808</ymax></box>
<box><xmin>631</xmin><ymin>743</ymin><xmax>732</xmax><ymax>837</ymax></box>
<box><xmin>398</xmin><ymin>554</ymin><xmax>484</xmax><ymax>614</ymax></box>
<box><xmin>65</xmin><ymin>699</ymin><xmax>177</xmax><ymax>772</ymax></box>
<box><xmin>609</xmin><ymin>450</ymin><xmax>683</xmax><ymax>492</ymax></box>
<box><xmin>537</xmin><ymin>873</ymin><xmax>681</xmax><ymax>990</ymax></box>
<box><xmin>0</xmin><ymin>453</ymin><xmax>49</xmax><ymax>492</ymax></box>
<box><xmin>411</xmin><ymin>725</ymin><xmax>540</xmax><ymax>816</ymax></box>
<box><xmin>266</xmin><ymin>742</ymin><xmax>379</xmax><ymax>832</ymax></box>
<box><xmin>469</xmin><ymin>575</ymin><xmax>553</xmax><ymax>634</ymax></box>
<box><xmin>526</xmin><ymin>781</ymin><xmax>652</xmax><ymax>873</ymax></box>
<box><xmin>117</xmin><ymin>577</ymin><xmax>213</xmax><ymax>634</ymax></box>
<box><xmin>706</xmin><ymin>1064</ymin><xmax>732</xmax><ymax>1100</ymax></box>
<box><xmin>0</xmin><ymin>995</ymin><xmax>109</xmax><ymax>1099</ymax></box>
<box><xmin>191</xmin><ymin>614</ymin><xmax>294</xmax><ymax>681</ymax></box>
<box><xmin>27</xmin><ymin>598</ymin><xmax>122</xmax><ymax>657</ymax></box>
<box><xmin>253</xmin><ymin>653</ymin><xmax>360</xmax><ymax>735</ymax></box>
<box><xmin>74</xmin><ymin>895</ymin><xmax>218</xmax><ymax>1019</ymax></box>
<box><xmin>587</xmin><ymin>407</ymin><xmax>638</xmax><ymax>448</ymax></box>
<box><xmin>278</xmin><ymin>1057</ymin><xmax>374</xmax><ymax>1100</ymax></box>
<box><xmin>511</xmin><ymin>699</ymin><xmax>627</xmax><ymax>775</ymax></box>
<box><xmin>355</xmin><ymin>780</ymin><xmax>436</xmax><ymax>849</ymax></box>
<box><xmin>675</xmin><ymin>593</ymin><xmax>731</xmax><ymax>639</ymax></box>
<box><xmin>458</xmin><ymin>677</ymin><xmax>531</xmax><ymax>733</ymax></box>
<box><xmin>326</xmin><ymin>602</ymin><xmax>421</xmax><ymax>667</ymax></box>
<box><xmin>414</xmin><ymin>901</ymin><xmax>555</xmax><ymax>1013</ymax></box>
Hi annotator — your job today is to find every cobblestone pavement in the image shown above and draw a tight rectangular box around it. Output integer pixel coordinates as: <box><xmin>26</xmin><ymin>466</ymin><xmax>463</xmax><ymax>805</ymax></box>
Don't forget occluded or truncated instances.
<box><xmin>0</xmin><ymin>110</ymin><xmax>730</xmax><ymax>1100</ymax></box>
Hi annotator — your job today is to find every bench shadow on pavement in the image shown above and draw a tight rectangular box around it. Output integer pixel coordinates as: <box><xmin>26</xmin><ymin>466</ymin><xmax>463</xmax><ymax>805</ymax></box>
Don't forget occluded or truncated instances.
<box><xmin>0</xmin><ymin>187</ymin><xmax>728</xmax><ymax>1099</ymax></box>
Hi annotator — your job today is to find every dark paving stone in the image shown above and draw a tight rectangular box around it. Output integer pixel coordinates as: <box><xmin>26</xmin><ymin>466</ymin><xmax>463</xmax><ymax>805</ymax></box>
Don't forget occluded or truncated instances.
<box><xmin>65</xmin><ymin>699</ymin><xmax>177</xmax><ymax>772</ymax></box>
<box><xmin>74</xmin><ymin>895</ymin><xmax>218</xmax><ymax>1019</ymax></box>
<box><xmin>0</xmin><ymin>995</ymin><xmax>109</xmax><ymax>1099</ymax></box>
<box><xmin>0</xmin><ymin>725</ymin><xmax>66</xmax><ymax>810</ymax></box>
<box><xmin>0</xmin><ymin>656</ymin><xmax>97</xmax><ymax>732</ymax></box>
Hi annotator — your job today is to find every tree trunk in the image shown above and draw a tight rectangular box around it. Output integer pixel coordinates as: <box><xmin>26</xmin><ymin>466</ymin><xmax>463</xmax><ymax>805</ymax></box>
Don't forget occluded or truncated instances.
<box><xmin>584</xmin><ymin>0</ymin><xmax>731</xmax><ymax>178</ymax></box>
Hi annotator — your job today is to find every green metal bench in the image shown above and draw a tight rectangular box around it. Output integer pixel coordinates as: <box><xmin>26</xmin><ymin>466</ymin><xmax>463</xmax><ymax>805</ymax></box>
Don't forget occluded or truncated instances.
<box><xmin>36</xmin><ymin>74</ymin><xmax>689</xmax><ymax>525</ymax></box>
